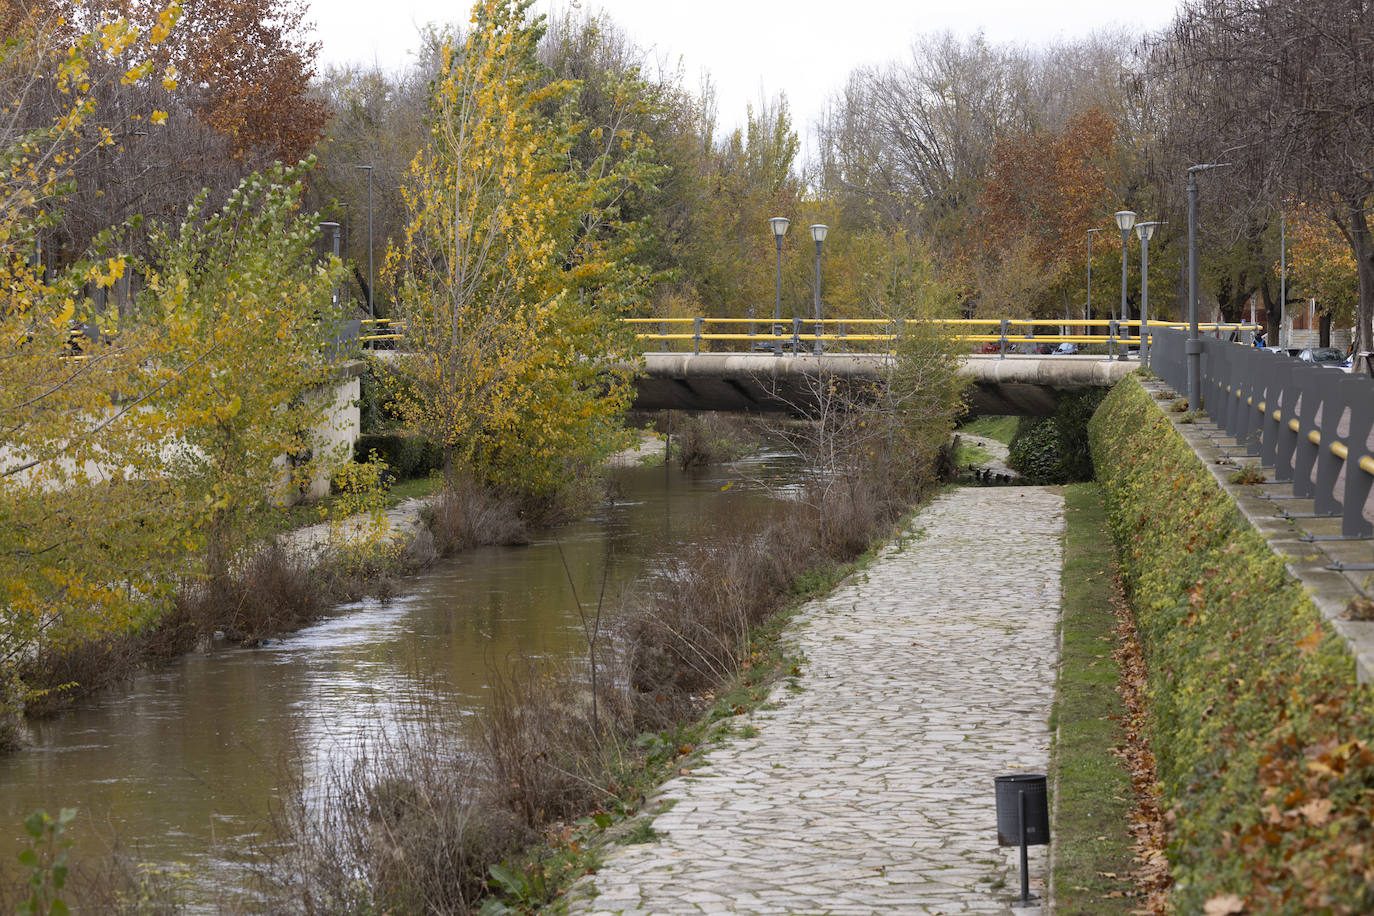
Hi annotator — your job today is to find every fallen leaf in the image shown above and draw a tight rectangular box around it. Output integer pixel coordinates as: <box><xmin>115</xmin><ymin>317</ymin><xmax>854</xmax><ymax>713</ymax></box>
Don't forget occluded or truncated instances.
<box><xmin>1297</xmin><ymin>797</ymin><xmax>1333</xmax><ymax>826</ymax></box>
<box><xmin>1297</xmin><ymin>626</ymin><xmax>1323</xmax><ymax>657</ymax></box>
<box><xmin>1204</xmin><ymin>894</ymin><xmax>1246</xmax><ymax>915</ymax></box>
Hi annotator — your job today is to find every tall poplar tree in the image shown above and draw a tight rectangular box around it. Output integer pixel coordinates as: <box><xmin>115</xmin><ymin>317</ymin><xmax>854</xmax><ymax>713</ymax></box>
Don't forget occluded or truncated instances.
<box><xmin>389</xmin><ymin>0</ymin><xmax>658</xmax><ymax>501</ymax></box>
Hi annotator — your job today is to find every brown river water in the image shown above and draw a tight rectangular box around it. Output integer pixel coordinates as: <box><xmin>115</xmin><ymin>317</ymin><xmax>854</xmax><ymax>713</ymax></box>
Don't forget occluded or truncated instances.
<box><xmin>1</xmin><ymin>453</ymin><xmax>802</xmax><ymax>908</ymax></box>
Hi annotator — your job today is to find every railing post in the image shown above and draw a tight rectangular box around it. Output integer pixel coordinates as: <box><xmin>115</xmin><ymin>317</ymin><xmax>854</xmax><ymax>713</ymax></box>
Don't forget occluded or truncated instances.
<box><xmin>1313</xmin><ymin>370</ymin><xmax>1346</xmax><ymax>517</ymax></box>
<box><xmin>999</xmin><ymin>319</ymin><xmax>1008</xmax><ymax>360</ymax></box>
<box><xmin>693</xmin><ymin>316</ymin><xmax>702</xmax><ymax>355</ymax></box>
<box><xmin>792</xmin><ymin>317</ymin><xmax>802</xmax><ymax>356</ymax></box>
<box><xmin>1339</xmin><ymin>376</ymin><xmax>1374</xmax><ymax>538</ymax></box>
<box><xmin>1291</xmin><ymin>365</ymin><xmax>1326</xmax><ymax>500</ymax></box>
<box><xmin>1271</xmin><ymin>356</ymin><xmax>1299</xmax><ymax>483</ymax></box>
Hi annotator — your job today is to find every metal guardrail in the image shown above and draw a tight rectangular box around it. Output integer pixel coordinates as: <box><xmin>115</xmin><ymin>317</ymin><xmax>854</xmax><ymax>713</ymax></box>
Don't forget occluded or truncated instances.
<box><xmin>358</xmin><ymin>316</ymin><xmax>1260</xmax><ymax>358</ymax></box>
<box><xmin>623</xmin><ymin>317</ymin><xmax>1258</xmax><ymax>357</ymax></box>
<box><xmin>1151</xmin><ymin>326</ymin><xmax>1374</xmax><ymax>550</ymax></box>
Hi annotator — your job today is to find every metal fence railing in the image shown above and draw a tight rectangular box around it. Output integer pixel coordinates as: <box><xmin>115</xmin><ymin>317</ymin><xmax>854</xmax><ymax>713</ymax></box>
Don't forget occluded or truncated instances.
<box><xmin>621</xmin><ymin>317</ymin><xmax>1257</xmax><ymax>357</ymax></box>
<box><xmin>353</xmin><ymin>315</ymin><xmax>1262</xmax><ymax>358</ymax></box>
<box><xmin>1151</xmin><ymin>326</ymin><xmax>1374</xmax><ymax>550</ymax></box>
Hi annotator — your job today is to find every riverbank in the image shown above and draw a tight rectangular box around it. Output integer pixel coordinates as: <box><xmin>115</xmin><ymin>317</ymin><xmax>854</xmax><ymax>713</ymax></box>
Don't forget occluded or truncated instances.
<box><xmin>564</xmin><ymin>486</ymin><xmax>1063</xmax><ymax>914</ymax></box>
<box><xmin>260</xmin><ymin>414</ymin><xmax>953</xmax><ymax>912</ymax></box>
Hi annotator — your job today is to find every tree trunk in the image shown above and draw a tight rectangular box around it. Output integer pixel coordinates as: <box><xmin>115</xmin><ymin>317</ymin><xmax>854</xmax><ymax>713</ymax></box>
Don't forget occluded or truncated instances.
<box><xmin>1347</xmin><ymin>201</ymin><xmax>1374</xmax><ymax>353</ymax></box>
<box><xmin>1259</xmin><ymin>279</ymin><xmax>1279</xmax><ymax>345</ymax></box>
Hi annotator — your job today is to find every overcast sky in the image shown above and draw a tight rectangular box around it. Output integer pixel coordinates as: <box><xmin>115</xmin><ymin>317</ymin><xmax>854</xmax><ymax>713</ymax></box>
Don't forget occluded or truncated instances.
<box><xmin>306</xmin><ymin>0</ymin><xmax>1185</xmax><ymax>155</ymax></box>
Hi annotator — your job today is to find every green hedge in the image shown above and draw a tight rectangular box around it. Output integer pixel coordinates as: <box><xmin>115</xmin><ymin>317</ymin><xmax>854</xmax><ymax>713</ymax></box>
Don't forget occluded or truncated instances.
<box><xmin>1090</xmin><ymin>376</ymin><xmax>1374</xmax><ymax>913</ymax></box>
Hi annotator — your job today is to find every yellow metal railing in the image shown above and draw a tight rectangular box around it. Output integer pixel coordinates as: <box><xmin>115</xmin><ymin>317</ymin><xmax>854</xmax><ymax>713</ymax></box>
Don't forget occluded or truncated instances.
<box><xmin>354</xmin><ymin>316</ymin><xmax>1262</xmax><ymax>354</ymax></box>
<box><xmin>621</xmin><ymin>317</ymin><xmax>1260</xmax><ymax>355</ymax></box>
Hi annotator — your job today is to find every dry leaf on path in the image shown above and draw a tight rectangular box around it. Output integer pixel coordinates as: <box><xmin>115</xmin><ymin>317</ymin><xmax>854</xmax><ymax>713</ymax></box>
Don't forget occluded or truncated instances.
<box><xmin>1203</xmin><ymin>894</ymin><xmax>1246</xmax><ymax>915</ymax></box>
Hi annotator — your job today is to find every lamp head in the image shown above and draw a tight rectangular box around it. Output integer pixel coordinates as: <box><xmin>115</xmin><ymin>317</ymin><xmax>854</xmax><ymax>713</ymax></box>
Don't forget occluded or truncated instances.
<box><xmin>1136</xmin><ymin>221</ymin><xmax>1159</xmax><ymax>242</ymax></box>
<box><xmin>770</xmin><ymin>216</ymin><xmax>791</xmax><ymax>237</ymax></box>
<box><xmin>1114</xmin><ymin>210</ymin><xmax>1137</xmax><ymax>232</ymax></box>
<box><xmin>809</xmin><ymin>224</ymin><xmax>829</xmax><ymax>243</ymax></box>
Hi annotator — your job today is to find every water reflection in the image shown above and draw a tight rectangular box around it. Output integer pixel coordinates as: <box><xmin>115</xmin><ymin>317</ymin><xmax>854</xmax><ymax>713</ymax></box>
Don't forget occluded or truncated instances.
<box><xmin>0</xmin><ymin>453</ymin><xmax>800</xmax><ymax>903</ymax></box>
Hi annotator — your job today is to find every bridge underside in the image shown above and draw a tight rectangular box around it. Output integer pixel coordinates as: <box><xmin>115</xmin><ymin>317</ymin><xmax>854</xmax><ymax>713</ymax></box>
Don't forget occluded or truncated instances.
<box><xmin>630</xmin><ymin>353</ymin><xmax>1135</xmax><ymax>417</ymax></box>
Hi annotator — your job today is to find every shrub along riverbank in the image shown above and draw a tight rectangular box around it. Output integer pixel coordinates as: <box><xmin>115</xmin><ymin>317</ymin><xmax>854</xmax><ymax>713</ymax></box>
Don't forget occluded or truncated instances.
<box><xmin>1089</xmin><ymin>375</ymin><xmax>1374</xmax><ymax>914</ymax></box>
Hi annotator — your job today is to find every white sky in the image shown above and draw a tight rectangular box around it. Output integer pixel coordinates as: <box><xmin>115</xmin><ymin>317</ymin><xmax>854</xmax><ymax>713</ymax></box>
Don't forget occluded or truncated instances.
<box><xmin>306</xmin><ymin>0</ymin><xmax>1185</xmax><ymax>156</ymax></box>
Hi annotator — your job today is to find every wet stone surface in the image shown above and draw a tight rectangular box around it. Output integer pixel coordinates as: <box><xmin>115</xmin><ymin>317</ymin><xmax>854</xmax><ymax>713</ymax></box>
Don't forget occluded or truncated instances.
<box><xmin>567</xmin><ymin>486</ymin><xmax>1064</xmax><ymax>915</ymax></box>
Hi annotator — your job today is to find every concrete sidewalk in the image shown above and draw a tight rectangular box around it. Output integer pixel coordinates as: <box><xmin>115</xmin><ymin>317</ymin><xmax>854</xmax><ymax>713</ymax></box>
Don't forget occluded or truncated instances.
<box><xmin>567</xmin><ymin>487</ymin><xmax>1064</xmax><ymax>915</ymax></box>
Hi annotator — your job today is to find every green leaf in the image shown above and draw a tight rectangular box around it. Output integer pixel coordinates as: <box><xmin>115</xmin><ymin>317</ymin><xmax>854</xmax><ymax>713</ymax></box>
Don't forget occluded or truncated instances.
<box><xmin>476</xmin><ymin>899</ymin><xmax>512</xmax><ymax>916</ymax></box>
<box><xmin>17</xmin><ymin>849</ymin><xmax>37</xmax><ymax>867</ymax></box>
<box><xmin>23</xmin><ymin>812</ymin><xmax>46</xmax><ymax>839</ymax></box>
<box><xmin>487</xmin><ymin>862</ymin><xmax>525</xmax><ymax>896</ymax></box>
<box><xmin>49</xmin><ymin>900</ymin><xmax>70</xmax><ymax>916</ymax></box>
<box><xmin>51</xmin><ymin>864</ymin><xmax>67</xmax><ymax>890</ymax></box>
<box><xmin>592</xmin><ymin>812</ymin><xmax>613</xmax><ymax>829</ymax></box>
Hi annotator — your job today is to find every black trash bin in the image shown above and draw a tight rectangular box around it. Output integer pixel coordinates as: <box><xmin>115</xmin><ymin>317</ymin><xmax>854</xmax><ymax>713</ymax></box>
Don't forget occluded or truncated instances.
<box><xmin>994</xmin><ymin>773</ymin><xmax>1048</xmax><ymax>847</ymax></box>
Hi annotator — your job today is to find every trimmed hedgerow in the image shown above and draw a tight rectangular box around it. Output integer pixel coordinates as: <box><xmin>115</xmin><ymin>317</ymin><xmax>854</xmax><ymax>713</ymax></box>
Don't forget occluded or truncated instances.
<box><xmin>1090</xmin><ymin>376</ymin><xmax>1374</xmax><ymax>915</ymax></box>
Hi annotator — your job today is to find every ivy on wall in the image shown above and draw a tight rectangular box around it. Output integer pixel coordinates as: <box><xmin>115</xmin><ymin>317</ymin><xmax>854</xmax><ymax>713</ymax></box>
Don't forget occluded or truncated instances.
<box><xmin>1089</xmin><ymin>376</ymin><xmax>1374</xmax><ymax>915</ymax></box>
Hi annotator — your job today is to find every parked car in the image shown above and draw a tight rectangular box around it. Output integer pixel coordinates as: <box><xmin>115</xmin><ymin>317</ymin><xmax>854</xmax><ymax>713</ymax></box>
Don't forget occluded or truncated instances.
<box><xmin>1265</xmin><ymin>346</ymin><xmax>1301</xmax><ymax>358</ymax></box>
<box><xmin>1053</xmin><ymin>342</ymin><xmax>1079</xmax><ymax>355</ymax></box>
<box><xmin>1298</xmin><ymin>346</ymin><xmax>1348</xmax><ymax>369</ymax></box>
<box><xmin>978</xmin><ymin>341</ymin><xmax>1003</xmax><ymax>353</ymax></box>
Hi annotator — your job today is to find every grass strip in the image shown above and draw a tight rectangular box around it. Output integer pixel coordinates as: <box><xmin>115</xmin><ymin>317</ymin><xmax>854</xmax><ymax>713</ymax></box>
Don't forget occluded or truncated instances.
<box><xmin>959</xmin><ymin>414</ymin><xmax>1017</xmax><ymax>445</ymax></box>
<box><xmin>1050</xmin><ymin>482</ymin><xmax>1136</xmax><ymax>913</ymax></box>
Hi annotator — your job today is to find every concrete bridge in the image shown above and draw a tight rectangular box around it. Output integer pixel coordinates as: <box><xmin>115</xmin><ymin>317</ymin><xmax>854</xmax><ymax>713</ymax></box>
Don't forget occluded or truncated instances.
<box><xmin>630</xmin><ymin>352</ymin><xmax>1136</xmax><ymax>416</ymax></box>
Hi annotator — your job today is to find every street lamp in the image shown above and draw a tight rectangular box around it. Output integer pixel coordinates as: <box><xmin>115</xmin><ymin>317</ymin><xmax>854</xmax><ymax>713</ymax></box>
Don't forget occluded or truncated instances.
<box><xmin>809</xmin><ymin>224</ymin><xmax>828</xmax><ymax>355</ymax></box>
<box><xmin>1114</xmin><ymin>210</ymin><xmax>1136</xmax><ymax>360</ymax></box>
<box><xmin>1279</xmin><ymin>204</ymin><xmax>1288</xmax><ymax>347</ymax></box>
<box><xmin>1136</xmin><ymin>221</ymin><xmax>1163</xmax><ymax>368</ymax></box>
<box><xmin>1086</xmin><ymin>227</ymin><xmax>1103</xmax><ymax>324</ymax></box>
<box><xmin>354</xmin><ymin>164</ymin><xmax>374</xmax><ymax>320</ymax></box>
<box><xmin>1187</xmin><ymin>163</ymin><xmax>1232</xmax><ymax>406</ymax></box>
<box><xmin>770</xmin><ymin>216</ymin><xmax>790</xmax><ymax>356</ymax></box>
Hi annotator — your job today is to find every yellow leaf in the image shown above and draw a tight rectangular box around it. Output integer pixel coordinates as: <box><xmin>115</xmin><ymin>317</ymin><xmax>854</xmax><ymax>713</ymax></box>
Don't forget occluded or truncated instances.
<box><xmin>1297</xmin><ymin>626</ymin><xmax>1323</xmax><ymax>657</ymax></box>
<box><xmin>150</xmin><ymin>110</ymin><xmax>168</xmax><ymax>126</ymax></box>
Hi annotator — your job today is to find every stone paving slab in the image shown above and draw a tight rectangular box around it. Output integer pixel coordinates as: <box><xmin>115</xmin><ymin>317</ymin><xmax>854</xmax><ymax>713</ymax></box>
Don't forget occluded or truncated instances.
<box><xmin>566</xmin><ymin>487</ymin><xmax>1064</xmax><ymax>915</ymax></box>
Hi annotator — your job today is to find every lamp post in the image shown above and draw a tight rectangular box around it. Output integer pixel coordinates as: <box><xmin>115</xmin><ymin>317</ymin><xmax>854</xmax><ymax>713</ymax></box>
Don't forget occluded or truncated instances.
<box><xmin>1187</xmin><ymin>163</ymin><xmax>1232</xmax><ymax>407</ymax></box>
<box><xmin>1114</xmin><ymin>210</ymin><xmax>1136</xmax><ymax>360</ymax></box>
<box><xmin>1136</xmin><ymin>221</ymin><xmax>1162</xmax><ymax>368</ymax></box>
<box><xmin>1279</xmin><ymin>205</ymin><xmax>1287</xmax><ymax>347</ymax></box>
<box><xmin>354</xmin><ymin>164</ymin><xmax>374</xmax><ymax>320</ymax></box>
<box><xmin>809</xmin><ymin>224</ymin><xmax>828</xmax><ymax>356</ymax></box>
<box><xmin>1086</xmin><ymin>227</ymin><xmax>1103</xmax><ymax>324</ymax></box>
<box><xmin>770</xmin><ymin>216</ymin><xmax>790</xmax><ymax>356</ymax></box>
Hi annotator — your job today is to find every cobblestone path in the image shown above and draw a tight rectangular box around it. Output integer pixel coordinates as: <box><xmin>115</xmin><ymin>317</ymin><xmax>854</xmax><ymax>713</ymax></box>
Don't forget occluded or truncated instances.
<box><xmin>567</xmin><ymin>486</ymin><xmax>1064</xmax><ymax>915</ymax></box>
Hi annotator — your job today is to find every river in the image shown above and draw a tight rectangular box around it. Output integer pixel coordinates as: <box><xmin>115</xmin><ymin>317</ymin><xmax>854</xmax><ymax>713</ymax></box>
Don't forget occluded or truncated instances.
<box><xmin>0</xmin><ymin>451</ymin><xmax>802</xmax><ymax>908</ymax></box>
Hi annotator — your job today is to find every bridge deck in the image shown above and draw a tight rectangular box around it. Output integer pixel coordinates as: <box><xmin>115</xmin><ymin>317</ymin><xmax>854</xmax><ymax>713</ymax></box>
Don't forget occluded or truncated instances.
<box><xmin>633</xmin><ymin>352</ymin><xmax>1136</xmax><ymax>415</ymax></box>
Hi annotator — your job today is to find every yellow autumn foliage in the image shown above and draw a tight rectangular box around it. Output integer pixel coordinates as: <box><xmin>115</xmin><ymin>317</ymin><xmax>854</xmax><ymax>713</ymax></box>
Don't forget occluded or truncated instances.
<box><xmin>387</xmin><ymin>0</ymin><xmax>659</xmax><ymax>501</ymax></box>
